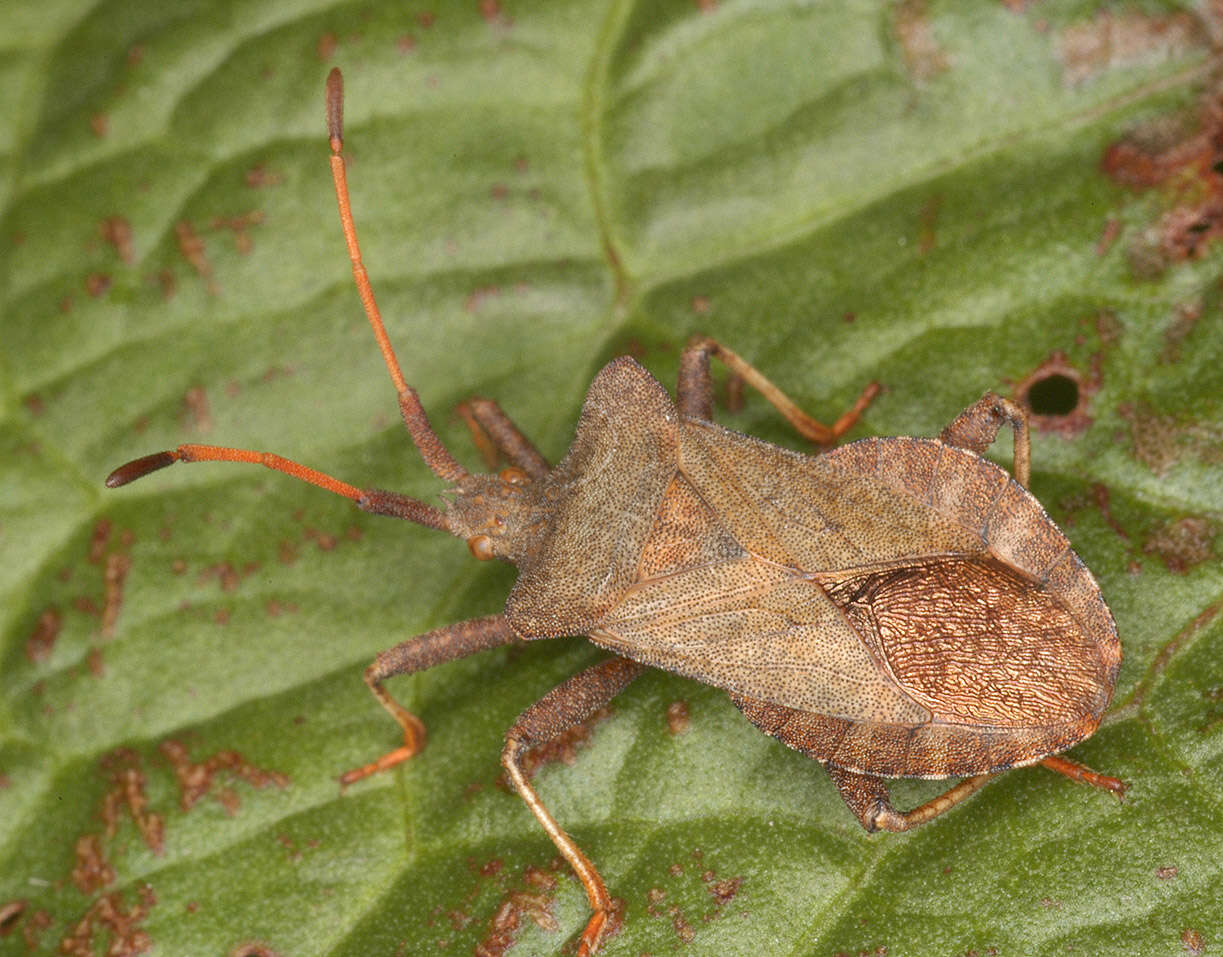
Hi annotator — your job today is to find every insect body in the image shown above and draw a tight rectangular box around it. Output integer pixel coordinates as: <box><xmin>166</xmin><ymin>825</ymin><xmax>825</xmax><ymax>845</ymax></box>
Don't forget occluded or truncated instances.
<box><xmin>107</xmin><ymin>69</ymin><xmax>1123</xmax><ymax>955</ymax></box>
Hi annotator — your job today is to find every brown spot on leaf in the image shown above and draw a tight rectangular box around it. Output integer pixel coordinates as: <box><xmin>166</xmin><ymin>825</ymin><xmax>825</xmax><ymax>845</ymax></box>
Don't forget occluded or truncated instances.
<box><xmin>1116</xmin><ymin>401</ymin><xmax>1223</xmax><ymax>476</ymax></box>
<box><xmin>671</xmin><ymin>907</ymin><xmax>696</xmax><ymax>943</ymax></box>
<box><xmin>59</xmin><ymin>885</ymin><xmax>155</xmax><ymax>957</ymax></box>
<box><xmin>71</xmin><ymin>833</ymin><xmax>116</xmax><ymax>894</ymax></box>
<box><xmin>1181</xmin><ymin>927</ymin><xmax>1206</xmax><ymax>955</ymax></box>
<box><xmin>22</xmin><ymin>908</ymin><xmax>52</xmax><ymax>950</ymax></box>
<box><xmin>83</xmin><ymin>647</ymin><xmax>105</xmax><ymax>679</ymax></box>
<box><xmin>99</xmin><ymin>756</ymin><xmax>165</xmax><ymax>854</ymax></box>
<box><xmin>465</xmin><ymin>285</ymin><xmax>501</xmax><ymax>312</ymax></box>
<box><xmin>100</xmin><ymin>216</ymin><xmax>135</xmax><ymax>263</ymax></box>
<box><xmin>101</xmin><ymin>552</ymin><xmax>132</xmax><ymax>639</ymax></box>
<box><xmin>523</xmin><ymin>865</ymin><xmax>555</xmax><ymax>891</ymax></box>
<box><xmin>25</xmin><ymin>607</ymin><xmax>62</xmax><ymax>663</ymax></box>
<box><xmin>666</xmin><ymin>700</ymin><xmax>690</xmax><ymax>734</ymax></box>
<box><xmin>474</xmin><ymin>891</ymin><xmax>560</xmax><ymax>957</ymax></box>
<box><xmin>175</xmin><ymin>221</ymin><xmax>217</xmax><ymax>294</ymax></box>
<box><xmin>1102</xmin><ymin>78</ymin><xmax>1223</xmax><ymax>275</ymax></box>
<box><xmin>86</xmin><ymin>272</ymin><xmax>112</xmax><ymax>297</ymax></box>
<box><xmin>197</xmin><ymin>561</ymin><xmax>261</xmax><ymax>593</ymax></box>
<box><xmin>210</xmin><ymin>210</ymin><xmax>265</xmax><ymax>255</ymax></box>
<box><xmin>89</xmin><ymin>519</ymin><xmax>113</xmax><ymax>564</ymax></box>
<box><xmin>181</xmin><ymin>385</ymin><xmax>213</xmax><ymax>434</ymax></box>
<box><xmin>304</xmin><ymin>526</ymin><xmax>337</xmax><ymax>551</ymax></box>
<box><xmin>317</xmin><ymin>32</ymin><xmax>338</xmax><ymax>60</ymax></box>
<box><xmin>159</xmin><ymin>739</ymin><xmax>289</xmax><ymax>814</ymax></box>
<box><xmin>1118</xmin><ymin>401</ymin><xmax>1181</xmax><ymax>475</ymax></box>
<box><xmin>704</xmin><ymin>873</ymin><xmax>744</xmax><ymax>906</ymax></box>
<box><xmin>90</xmin><ymin>113</ymin><xmax>109</xmax><ymax>138</ymax></box>
<box><xmin>1058</xmin><ymin>10</ymin><xmax>1205</xmax><ymax>86</ymax></box>
<box><xmin>1143</xmin><ymin>516</ymin><xmax>1215</xmax><ymax>573</ymax></box>
<box><xmin>245</xmin><ymin>165</ymin><xmax>283</xmax><ymax>188</ymax></box>
<box><xmin>479</xmin><ymin>0</ymin><xmax>511</xmax><ymax>28</ymax></box>
<box><xmin>893</xmin><ymin>0</ymin><xmax>949</xmax><ymax>80</ymax></box>
<box><xmin>1095</xmin><ymin>484</ymin><xmax>1130</xmax><ymax>542</ymax></box>
<box><xmin>1156</xmin><ymin>865</ymin><xmax>1179</xmax><ymax>880</ymax></box>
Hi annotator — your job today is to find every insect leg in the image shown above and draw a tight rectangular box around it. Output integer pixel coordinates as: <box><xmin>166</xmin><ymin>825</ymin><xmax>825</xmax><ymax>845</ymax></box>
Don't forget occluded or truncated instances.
<box><xmin>825</xmin><ymin>765</ymin><xmax>993</xmax><ymax>832</ymax></box>
<box><xmin>456</xmin><ymin>397</ymin><xmax>551</xmax><ymax>478</ymax></box>
<box><xmin>1039</xmin><ymin>754</ymin><xmax>1127</xmax><ymax>796</ymax></box>
<box><xmin>502</xmin><ymin>656</ymin><xmax>646</xmax><ymax>956</ymax></box>
<box><xmin>340</xmin><ymin>614</ymin><xmax>521</xmax><ymax>786</ymax></box>
<box><xmin>677</xmin><ymin>336</ymin><xmax>880</xmax><ymax>444</ymax></box>
<box><xmin>939</xmin><ymin>392</ymin><xmax>1031</xmax><ymax>488</ymax></box>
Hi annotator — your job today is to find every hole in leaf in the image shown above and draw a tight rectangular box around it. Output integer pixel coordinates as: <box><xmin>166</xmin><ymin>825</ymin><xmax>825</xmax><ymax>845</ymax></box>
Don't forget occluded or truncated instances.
<box><xmin>1026</xmin><ymin>374</ymin><xmax>1079</xmax><ymax>416</ymax></box>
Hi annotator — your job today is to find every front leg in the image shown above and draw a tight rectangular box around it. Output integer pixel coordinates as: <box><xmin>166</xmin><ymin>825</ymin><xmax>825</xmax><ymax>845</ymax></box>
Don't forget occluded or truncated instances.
<box><xmin>456</xmin><ymin>396</ymin><xmax>551</xmax><ymax>479</ymax></box>
<box><xmin>340</xmin><ymin>614</ymin><xmax>521</xmax><ymax>786</ymax></box>
<box><xmin>677</xmin><ymin>335</ymin><xmax>880</xmax><ymax>443</ymax></box>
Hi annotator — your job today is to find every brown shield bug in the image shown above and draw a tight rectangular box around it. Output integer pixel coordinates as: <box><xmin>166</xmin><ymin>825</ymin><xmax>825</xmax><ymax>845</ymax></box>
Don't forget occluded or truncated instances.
<box><xmin>106</xmin><ymin>68</ymin><xmax>1124</xmax><ymax>955</ymax></box>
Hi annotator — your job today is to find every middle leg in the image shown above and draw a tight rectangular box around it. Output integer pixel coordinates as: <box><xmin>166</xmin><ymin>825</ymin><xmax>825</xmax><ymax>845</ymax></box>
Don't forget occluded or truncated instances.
<box><xmin>502</xmin><ymin>655</ymin><xmax>647</xmax><ymax>956</ymax></box>
<box><xmin>677</xmin><ymin>335</ymin><xmax>880</xmax><ymax>443</ymax></box>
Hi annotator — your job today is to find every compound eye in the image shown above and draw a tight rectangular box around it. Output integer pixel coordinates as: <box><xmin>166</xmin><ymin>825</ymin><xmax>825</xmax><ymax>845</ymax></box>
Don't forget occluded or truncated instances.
<box><xmin>499</xmin><ymin>466</ymin><xmax>529</xmax><ymax>485</ymax></box>
<box><xmin>467</xmin><ymin>534</ymin><xmax>495</xmax><ymax>561</ymax></box>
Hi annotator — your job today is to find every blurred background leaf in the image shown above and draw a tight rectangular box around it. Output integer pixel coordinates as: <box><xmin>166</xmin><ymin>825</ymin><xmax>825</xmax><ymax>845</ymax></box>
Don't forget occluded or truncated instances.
<box><xmin>2</xmin><ymin>1</ymin><xmax>1221</xmax><ymax>954</ymax></box>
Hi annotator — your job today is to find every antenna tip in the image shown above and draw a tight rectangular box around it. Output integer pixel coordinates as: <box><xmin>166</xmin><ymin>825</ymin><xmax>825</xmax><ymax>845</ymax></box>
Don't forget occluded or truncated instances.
<box><xmin>106</xmin><ymin>451</ymin><xmax>178</xmax><ymax>488</ymax></box>
<box><xmin>326</xmin><ymin>68</ymin><xmax>344</xmax><ymax>143</ymax></box>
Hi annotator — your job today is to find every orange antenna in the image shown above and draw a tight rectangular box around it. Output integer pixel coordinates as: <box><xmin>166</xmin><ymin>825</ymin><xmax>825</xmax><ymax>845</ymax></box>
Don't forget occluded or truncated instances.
<box><xmin>104</xmin><ymin>68</ymin><xmax>470</xmax><ymax>534</ymax></box>
<box><xmin>105</xmin><ymin>445</ymin><xmax>450</xmax><ymax>531</ymax></box>
<box><xmin>325</xmin><ymin>68</ymin><xmax>468</xmax><ymax>484</ymax></box>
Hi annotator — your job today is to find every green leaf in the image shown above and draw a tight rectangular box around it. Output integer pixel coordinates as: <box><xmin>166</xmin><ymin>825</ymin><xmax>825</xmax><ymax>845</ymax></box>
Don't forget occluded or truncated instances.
<box><xmin>3</xmin><ymin>1</ymin><xmax>1221</xmax><ymax>955</ymax></box>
